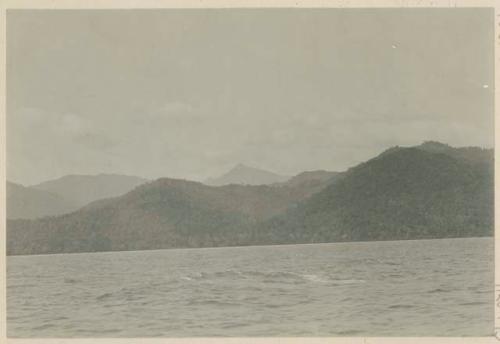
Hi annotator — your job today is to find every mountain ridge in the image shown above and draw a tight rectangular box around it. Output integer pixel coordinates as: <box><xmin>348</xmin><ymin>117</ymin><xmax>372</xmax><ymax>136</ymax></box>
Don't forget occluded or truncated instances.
<box><xmin>32</xmin><ymin>174</ymin><xmax>148</xmax><ymax>210</ymax></box>
<box><xmin>7</xmin><ymin>141</ymin><xmax>494</xmax><ymax>255</ymax></box>
<box><xmin>7</xmin><ymin>174</ymin><xmax>330</xmax><ymax>255</ymax></box>
<box><xmin>6</xmin><ymin>182</ymin><xmax>77</xmax><ymax>220</ymax></box>
<box><xmin>253</xmin><ymin>145</ymin><xmax>493</xmax><ymax>244</ymax></box>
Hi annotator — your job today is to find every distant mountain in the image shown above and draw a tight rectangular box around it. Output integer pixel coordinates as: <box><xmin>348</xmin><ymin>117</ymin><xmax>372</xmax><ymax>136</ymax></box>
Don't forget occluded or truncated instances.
<box><xmin>7</xmin><ymin>176</ymin><xmax>332</xmax><ymax>255</ymax></box>
<box><xmin>255</xmin><ymin>144</ymin><xmax>493</xmax><ymax>244</ymax></box>
<box><xmin>204</xmin><ymin>164</ymin><xmax>289</xmax><ymax>186</ymax></box>
<box><xmin>6</xmin><ymin>182</ymin><xmax>77</xmax><ymax>219</ymax></box>
<box><xmin>32</xmin><ymin>174</ymin><xmax>148</xmax><ymax>209</ymax></box>
<box><xmin>7</xmin><ymin>142</ymin><xmax>493</xmax><ymax>255</ymax></box>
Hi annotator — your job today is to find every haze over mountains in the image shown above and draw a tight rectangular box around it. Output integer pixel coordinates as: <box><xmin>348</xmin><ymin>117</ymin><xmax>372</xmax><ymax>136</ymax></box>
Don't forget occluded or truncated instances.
<box><xmin>204</xmin><ymin>164</ymin><xmax>290</xmax><ymax>186</ymax></box>
<box><xmin>6</xmin><ymin>182</ymin><xmax>77</xmax><ymax>220</ymax></box>
<box><xmin>7</xmin><ymin>174</ymin><xmax>148</xmax><ymax>219</ymax></box>
<box><xmin>6</xmin><ymin>141</ymin><xmax>493</xmax><ymax>255</ymax></box>
<box><xmin>32</xmin><ymin>174</ymin><xmax>148</xmax><ymax>209</ymax></box>
<box><xmin>6</xmin><ymin>166</ymin><xmax>295</xmax><ymax>220</ymax></box>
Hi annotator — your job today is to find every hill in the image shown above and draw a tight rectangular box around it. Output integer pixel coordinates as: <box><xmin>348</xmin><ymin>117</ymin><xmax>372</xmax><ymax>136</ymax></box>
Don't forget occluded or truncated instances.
<box><xmin>7</xmin><ymin>142</ymin><xmax>493</xmax><ymax>255</ymax></box>
<box><xmin>7</xmin><ymin>175</ymin><xmax>332</xmax><ymax>255</ymax></box>
<box><xmin>32</xmin><ymin>174</ymin><xmax>148</xmax><ymax>209</ymax></box>
<box><xmin>417</xmin><ymin>141</ymin><xmax>493</xmax><ymax>164</ymax></box>
<box><xmin>6</xmin><ymin>182</ymin><xmax>77</xmax><ymax>219</ymax></box>
<box><xmin>254</xmin><ymin>144</ymin><xmax>493</xmax><ymax>244</ymax></box>
<box><xmin>275</xmin><ymin>170</ymin><xmax>341</xmax><ymax>188</ymax></box>
<box><xmin>204</xmin><ymin>164</ymin><xmax>289</xmax><ymax>186</ymax></box>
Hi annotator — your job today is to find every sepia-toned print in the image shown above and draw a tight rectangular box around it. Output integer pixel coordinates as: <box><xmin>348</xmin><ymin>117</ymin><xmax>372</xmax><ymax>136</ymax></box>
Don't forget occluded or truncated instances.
<box><xmin>4</xmin><ymin>6</ymin><xmax>495</xmax><ymax>338</ymax></box>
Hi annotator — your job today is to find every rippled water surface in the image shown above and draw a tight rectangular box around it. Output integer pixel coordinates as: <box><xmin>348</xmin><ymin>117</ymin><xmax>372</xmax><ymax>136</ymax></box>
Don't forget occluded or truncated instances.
<box><xmin>7</xmin><ymin>237</ymin><xmax>493</xmax><ymax>337</ymax></box>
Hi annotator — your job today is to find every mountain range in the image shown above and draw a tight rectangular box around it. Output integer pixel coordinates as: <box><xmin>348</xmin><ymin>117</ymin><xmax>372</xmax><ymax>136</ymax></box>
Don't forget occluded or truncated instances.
<box><xmin>6</xmin><ymin>182</ymin><xmax>77</xmax><ymax>220</ymax></box>
<box><xmin>6</xmin><ymin>142</ymin><xmax>494</xmax><ymax>255</ymax></box>
<box><xmin>7</xmin><ymin>166</ymin><xmax>289</xmax><ymax>220</ymax></box>
<box><xmin>6</xmin><ymin>174</ymin><xmax>148</xmax><ymax>220</ymax></box>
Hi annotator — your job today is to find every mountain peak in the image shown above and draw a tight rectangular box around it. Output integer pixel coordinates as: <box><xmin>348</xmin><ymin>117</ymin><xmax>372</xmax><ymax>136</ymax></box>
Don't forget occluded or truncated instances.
<box><xmin>232</xmin><ymin>163</ymin><xmax>253</xmax><ymax>171</ymax></box>
<box><xmin>205</xmin><ymin>164</ymin><xmax>289</xmax><ymax>186</ymax></box>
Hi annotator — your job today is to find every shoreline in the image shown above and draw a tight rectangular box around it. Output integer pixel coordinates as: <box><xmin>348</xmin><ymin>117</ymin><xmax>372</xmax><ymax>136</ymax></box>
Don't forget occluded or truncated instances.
<box><xmin>6</xmin><ymin>235</ymin><xmax>493</xmax><ymax>258</ymax></box>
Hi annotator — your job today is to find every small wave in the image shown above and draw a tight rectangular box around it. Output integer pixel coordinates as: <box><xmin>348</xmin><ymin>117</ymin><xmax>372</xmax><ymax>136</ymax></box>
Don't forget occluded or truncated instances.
<box><xmin>179</xmin><ymin>270</ymin><xmax>366</xmax><ymax>287</ymax></box>
<box><xmin>475</xmin><ymin>289</ymin><xmax>493</xmax><ymax>294</ymax></box>
<box><xmin>302</xmin><ymin>274</ymin><xmax>329</xmax><ymax>283</ymax></box>
<box><xmin>32</xmin><ymin>323</ymin><xmax>56</xmax><ymax>331</ymax></box>
<box><xmin>213</xmin><ymin>270</ymin><xmax>245</xmax><ymax>279</ymax></box>
<box><xmin>330</xmin><ymin>279</ymin><xmax>366</xmax><ymax>286</ymax></box>
<box><xmin>95</xmin><ymin>328</ymin><xmax>124</xmax><ymax>334</ymax></box>
<box><xmin>177</xmin><ymin>272</ymin><xmax>208</xmax><ymax>281</ymax></box>
<box><xmin>381</xmin><ymin>261</ymin><xmax>400</xmax><ymax>266</ymax></box>
<box><xmin>265</xmin><ymin>303</ymin><xmax>288</xmax><ymax>309</ymax></box>
<box><xmin>459</xmin><ymin>301</ymin><xmax>487</xmax><ymax>306</ymax></box>
<box><xmin>241</xmin><ymin>295</ymin><xmax>261</xmax><ymax>302</ymax></box>
<box><xmin>388</xmin><ymin>304</ymin><xmax>415</xmax><ymax>309</ymax></box>
<box><xmin>221</xmin><ymin>322</ymin><xmax>248</xmax><ymax>329</ymax></box>
<box><xmin>96</xmin><ymin>292</ymin><xmax>113</xmax><ymax>300</ymax></box>
<box><xmin>180</xmin><ymin>270</ymin><xmax>242</xmax><ymax>281</ymax></box>
<box><xmin>387</xmin><ymin>273</ymin><xmax>403</xmax><ymax>278</ymax></box>
<box><xmin>246</xmin><ymin>270</ymin><xmax>303</xmax><ymax>280</ymax></box>
<box><xmin>187</xmin><ymin>270</ymin><xmax>307</xmax><ymax>283</ymax></box>
<box><xmin>7</xmin><ymin>283</ymin><xmax>37</xmax><ymax>288</ymax></box>
<box><xmin>428</xmin><ymin>288</ymin><xmax>450</xmax><ymax>294</ymax></box>
<box><xmin>52</xmin><ymin>316</ymin><xmax>69</xmax><ymax>321</ymax></box>
<box><xmin>186</xmin><ymin>299</ymin><xmax>240</xmax><ymax>307</ymax></box>
<box><xmin>336</xmin><ymin>329</ymin><xmax>363</xmax><ymax>336</ymax></box>
<box><xmin>64</xmin><ymin>278</ymin><xmax>81</xmax><ymax>284</ymax></box>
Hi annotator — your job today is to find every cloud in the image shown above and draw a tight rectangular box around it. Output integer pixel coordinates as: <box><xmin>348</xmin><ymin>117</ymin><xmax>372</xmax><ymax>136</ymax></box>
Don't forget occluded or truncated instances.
<box><xmin>7</xmin><ymin>10</ymin><xmax>493</xmax><ymax>184</ymax></box>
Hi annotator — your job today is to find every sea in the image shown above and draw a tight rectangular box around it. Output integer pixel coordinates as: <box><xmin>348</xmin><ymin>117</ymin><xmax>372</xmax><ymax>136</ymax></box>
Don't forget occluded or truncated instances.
<box><xmin>7</xmin><ymin>237</ymin><xmax>493</xmax><ymax>337</ymax></box>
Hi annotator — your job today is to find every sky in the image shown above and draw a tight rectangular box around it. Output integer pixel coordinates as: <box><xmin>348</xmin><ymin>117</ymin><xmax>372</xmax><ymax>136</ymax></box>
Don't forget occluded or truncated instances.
<box><xmin>7</xmin><ymin>8</ymin><xmax>494</xmax><ymax>185</ymax></box>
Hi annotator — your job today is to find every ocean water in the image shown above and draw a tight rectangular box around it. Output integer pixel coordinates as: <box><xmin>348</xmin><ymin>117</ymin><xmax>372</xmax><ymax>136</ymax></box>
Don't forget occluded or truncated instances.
<box><xmin>7</xmin><ymin>237</ymin><xmax>493</xmax><ymax>337</ymax></box>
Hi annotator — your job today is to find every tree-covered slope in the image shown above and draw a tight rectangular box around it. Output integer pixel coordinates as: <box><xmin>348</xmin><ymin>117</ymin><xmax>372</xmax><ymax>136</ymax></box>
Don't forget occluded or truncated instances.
<box><xmin>7</xmin><ymin>176</ymin><xmax>330</xmax><ymax>255</ymax></box>
<box><xmin>7</xmin><ymin>142</ymin><xmax>493</xmax><ymax>255</ymax></box>
<box><xmin>254</xmin><ymin>146</ymin><xmax>493</xmax><ymax>244</ymax></box>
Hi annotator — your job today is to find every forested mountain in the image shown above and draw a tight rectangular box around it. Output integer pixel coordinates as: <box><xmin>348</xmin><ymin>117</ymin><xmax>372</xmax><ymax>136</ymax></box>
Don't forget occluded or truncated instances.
<box><xmin>204</xmin><ymin>164</ymin><xmax>289</xmax><ymax>186</ymax></box>
<box><xmin>417</xmin><ymin>141</ymin><xmax>493</xmax><ymax>164</ymax></box>
<box><xmin>7</xmin><ymin>175</ymin><xmax>330</xmax><ymax>255</ymax></box>
<box><xmin>274</xmin><ymin>170</ymin><xmax>341</xmax><ymax>188</ymax></box>
<box><xmin>7</xmin><ymin>142</ymin><xmax>494</xmax><ymax>255</ymax></box>
<box><xmin>254</xmin><ymin>144</ymin><xmax>493</xmax><ymax>244</ymax></box>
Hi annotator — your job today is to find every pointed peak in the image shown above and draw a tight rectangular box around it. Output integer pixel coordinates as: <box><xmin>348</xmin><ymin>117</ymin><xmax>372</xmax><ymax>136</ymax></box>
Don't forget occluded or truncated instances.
<box><xmin>233</xmin><ymin>163</ymin><xmax>251</xmax><ymax>170</ymax></box>
<box><xmin>205</xmin><ymin>164</ymin><xmax>289</xmax><ymax>186</ymax></box>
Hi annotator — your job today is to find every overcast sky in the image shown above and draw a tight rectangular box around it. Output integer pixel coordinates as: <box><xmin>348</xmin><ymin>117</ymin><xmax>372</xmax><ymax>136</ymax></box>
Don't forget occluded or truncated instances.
<box><xmin>7</xmin><ymin>8</ymin><xmax>494</xmax><ymax>185</ymax></box>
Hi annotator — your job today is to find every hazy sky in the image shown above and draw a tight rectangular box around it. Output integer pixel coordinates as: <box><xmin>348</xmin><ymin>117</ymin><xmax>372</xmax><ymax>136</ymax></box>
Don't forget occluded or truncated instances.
<box><xmin>7</xmin><ymin>8</ymin><xmax>494</xmax><ymax>185</ymax></box>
